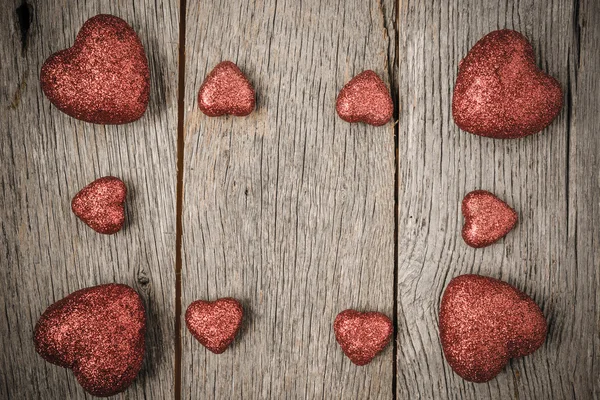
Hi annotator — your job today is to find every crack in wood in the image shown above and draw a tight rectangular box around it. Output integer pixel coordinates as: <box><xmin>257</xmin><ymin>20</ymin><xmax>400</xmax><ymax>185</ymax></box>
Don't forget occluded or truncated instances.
<box><xmin>16</xmin><ymin>2</ymin><xmax>31</xmax><ymax>56</ymax></box>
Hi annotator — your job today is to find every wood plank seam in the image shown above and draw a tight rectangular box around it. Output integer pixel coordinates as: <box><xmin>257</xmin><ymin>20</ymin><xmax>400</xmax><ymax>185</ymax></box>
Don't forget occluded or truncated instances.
<box><xmin>175</xmin><ymin>0</ymin><xmax>187</xmax><ymax>398</ymax></box>
<box><xmin>378</xmin><ymin>0</ymin><xmax>401</xmax><ymax>398</ymax></box>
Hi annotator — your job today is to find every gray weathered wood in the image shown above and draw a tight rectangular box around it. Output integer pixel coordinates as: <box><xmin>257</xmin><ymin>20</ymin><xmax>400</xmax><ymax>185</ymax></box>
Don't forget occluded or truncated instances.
<box><xmin>0</xmin><ymin>1</ymin><xmax>178</xmax><ymax>398</ymax></box>
<box><xmin>181</xmin><ymin>0</ymin><xmax>397</xmax><ymax>398</ymax></box>
<box><xmin>397</xmin><ymin>0</ymin><xmax>598</xmax><ymax>398</ymax></box>
<box><xmin>569</xmin><ymin>0</ymin><xmax>600</xmax><ymax>398</ymax></box>
<box><xmin>4</xmin><ymin>0</ymin><xmax>599</xmax><ymax>398</ymax></box>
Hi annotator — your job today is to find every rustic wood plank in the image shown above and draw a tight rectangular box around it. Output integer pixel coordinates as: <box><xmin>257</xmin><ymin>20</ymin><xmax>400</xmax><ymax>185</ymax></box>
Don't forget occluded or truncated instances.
<box><xmin>0</xmin><ymin>1</ymin><xmax>178</xmax><ymax>398</ymax></box>
<box><xmin>181</xmin><ymin>0</ymin><xmax>397</xmax><ymax>398</ymax></box>
<box><xmin>569</xmin><ymin>0</ymin><xmax>600</xmax><ymax>397</ymax></box>
<box><xmin>397</xmin><ymin>0</ymin><xmax>597</xmax><ymax>398</ymax></box>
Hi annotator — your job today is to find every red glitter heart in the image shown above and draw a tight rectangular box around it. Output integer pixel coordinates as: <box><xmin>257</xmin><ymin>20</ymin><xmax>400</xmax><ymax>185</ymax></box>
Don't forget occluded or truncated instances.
<box><xmin>40</xmin><ymin>14</ymin><xmax>150</xmax><ymax>124</ymax></box>
<box><xmin>452</xmin><ymin>29</ymin><xmax>563</xmax><ymax>138</ymax></box>
<box><xmin>462</xmin><ymin>190</ymin><xmax>517</xmax><ymax>248</ymax></box>
<box><xmin>439</xmin><ymin>275</ymin><xmax>547</xmax><ymax>382</ymax></box>
<box><xmin>198</xmin><ymin>61</ymin><xmax>256</xmax><ymax>116</ymax></box>
<box><xmin>333</xmin><ymin>309</ymin><xmax>393</xmax><ymax>366</ymax></box>
<box><xmin>336</xmin><ymin>70</ymin><xmax>394</xmax><ymax>126</ymax></box>
<box><xmin>34</xmin><ymin>284</ymin><xmax>146</xmax><ymax>397</ymax></box>
<box><xmin>71</xmin><ymin>176</ymin><xmax>126</xmax><ymax>234</ymax></box>
<box><xmin>185</xmin><ymin>298</ymin><xmax>243</xmax><ymax>354</ymax></box>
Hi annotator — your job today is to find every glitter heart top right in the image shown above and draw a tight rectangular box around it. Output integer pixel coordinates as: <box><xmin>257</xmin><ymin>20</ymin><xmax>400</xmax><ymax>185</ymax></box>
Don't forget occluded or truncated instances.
<box><xmin>452</xmin><ymin>29</ymin><xmax>563</xmax><ymax>139</ymax></box>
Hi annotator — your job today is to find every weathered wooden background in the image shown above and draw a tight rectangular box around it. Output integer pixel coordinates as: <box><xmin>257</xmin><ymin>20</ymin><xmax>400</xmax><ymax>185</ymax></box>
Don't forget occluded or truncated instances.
<box><xmin>1</xmin><ymin>0</ymin><xmax>597</xmax><ymax>399</ymax></box>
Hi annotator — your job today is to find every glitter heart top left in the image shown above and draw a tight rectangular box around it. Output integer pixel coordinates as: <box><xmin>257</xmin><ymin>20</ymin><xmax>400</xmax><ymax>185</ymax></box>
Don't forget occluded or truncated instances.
<box><xmin>40</xmin><ymin>14</ymin><xmax>150</xmax><ymax>124</ymax></box>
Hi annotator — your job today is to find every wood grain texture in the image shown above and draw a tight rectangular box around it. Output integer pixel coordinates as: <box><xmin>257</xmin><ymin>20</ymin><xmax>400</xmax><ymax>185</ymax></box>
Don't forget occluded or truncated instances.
<box><xmin>3</xmin><ymin>0</ymin><xmax>599</xmax><ymax>398</ymax></box>
<box><xmin>181</xmin><ymin>0</ymin><xmax>396</xmax><ymax>398</ymax></box>
<box><xmin>0</xmin><ymin>1</ymin><xmax>178</xmax><ymax>398</ymax></box>
<box><xmin>397</xmin><ymin>0</ymin><xmax>598</xmax><ymax>399</ymax></box>
<box><xmin>569</xmin><ymin>0</ymin><xmax>600</xmax><ymax>398</ymax></box>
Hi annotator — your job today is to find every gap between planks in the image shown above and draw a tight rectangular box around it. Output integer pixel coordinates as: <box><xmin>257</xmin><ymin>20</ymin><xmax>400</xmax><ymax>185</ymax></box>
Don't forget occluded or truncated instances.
<box><xmin>175</xmin><ymin>0</ymin><xmax>187</xmax><ymax>399</ymax></box>
<box><xmin>391</xmin><ymin>0</ymin><xmax>400</xmax><ymax>398</ymax></box>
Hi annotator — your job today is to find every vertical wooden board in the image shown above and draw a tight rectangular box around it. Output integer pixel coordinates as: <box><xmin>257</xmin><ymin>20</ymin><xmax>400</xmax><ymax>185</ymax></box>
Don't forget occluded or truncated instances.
<box><xmin>396</xmin><ymin>0</ymin><xmax>592</xmax><ymax>398</ymax></box>
<box><xmin>182</xmin><ymin>0</ymin><xmax>396</xmax><ymax>398</ymax></box>
<box><xmin>569</xmin><ymin>0</ymin><xmax>600</xmax><ymax>397</ymax></box>
<box><xmin>0</xmin><ymin>1</ymin><xmax>178</xmax><ymax>398</ymax></box>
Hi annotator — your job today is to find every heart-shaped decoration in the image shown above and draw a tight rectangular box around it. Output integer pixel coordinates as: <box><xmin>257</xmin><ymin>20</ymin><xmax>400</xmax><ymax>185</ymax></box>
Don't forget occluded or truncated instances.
<box><xmin>185</xmin><ymin>298</ymin><xmax>244</xmax><ymax>354</ymax></box>
<box><xmin>198</xmin><ymin>61</ymin><xmax>256</xmax><ymax>116</ymax></box>
<box><xmin>333</xmin><ymin>309</ymin><xmax>393</xmax><ymax>366</ymax></box>
<box><xmin>40</xmin><ymin>14</ymin><xmax>150</xmax><ymax>124</ymax></box>
<box><xmin>34</xmin><ymin>284</ymin><xmax>146</xmax><ymax>397</ymax></box>
<box><xmin>452</xmin><ymin>29</ymin><xmax>563</xmax><ymax>138</ymax></box>
<box><xmin>439</xmin><ymin>275</ymin><xmax>547</xmax><ymax>382</ymax></box>
<box><xmin>71</xmin><ymin>176</ymin><xmax>127</xmax><ymax>234</ymax></box>
<box><xmin>462</xmin><ymin>190</ymin><xmax>517</xmax><ymax>248</ymax></box>
<box><xmin>336</xmin><ymin>70</ymin><xmax>394</xmax><ymax>126</ymax></box>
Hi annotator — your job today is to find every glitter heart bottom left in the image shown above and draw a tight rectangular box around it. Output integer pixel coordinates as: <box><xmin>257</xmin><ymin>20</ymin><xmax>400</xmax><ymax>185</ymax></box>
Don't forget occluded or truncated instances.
<box><xmin>34</xmin><ymin>284</ymin><xmax>146</xmax><ymax>397</ymax></box>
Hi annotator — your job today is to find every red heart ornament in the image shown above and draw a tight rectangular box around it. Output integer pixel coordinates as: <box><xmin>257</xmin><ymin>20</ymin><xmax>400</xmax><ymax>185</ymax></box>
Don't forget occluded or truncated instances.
<box><xmin>71</xmin><ymin>176</ymin><xmax>126</xmax><ymax>234</ymax></box>
<box><xmin>40</xmin><ymin>14</ymin><xmax>150</xmax><ymax>124</ymax></box>
<box><xmin>452</xmin><ymin>29</ymin><xmax>563</xmax><ymax>138</ymax></box>
<box><xmin>333</xmin><ymin>309</ymin><xmax>393</xmax><ymax>366</ymax></box>
<box><xmin>336</xmin><ymin>70</ymin><xmax>394</xmax><ymax>126</ymax></box>
<box><xmin>34</xmin><ymin>284</ymin><xmax>146</xmax><ymax>397</ymax></box>
<box><xmin>185</xmin><ymin>298</ymin><xmax>244</xmax><ymax>354</ymax></box>
<box><xmin>439</xmin><ymin>275</ymin><xmax>547</xmax><ymax>382</ymax></box>
<box><xmin>462</xmin><ymin>190</ymin><xmax>517</xmax><ymax>248</ymax></box>
<box><xmin>198</xmin><ymin>61</ymin><xmax>256</xmax><ymax>116</ymax></box>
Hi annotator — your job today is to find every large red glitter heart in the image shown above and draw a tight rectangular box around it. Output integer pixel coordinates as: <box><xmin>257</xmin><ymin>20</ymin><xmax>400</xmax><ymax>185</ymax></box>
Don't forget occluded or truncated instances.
<box><xmin>333</xmin><ymin>309</ymin><xmax>393</xmax><ymax>366</ymax></box>
<box><xmin>40</xmin><ymin>14</ymin><xmax>150</xmax><ymax>124</ymax></box>
<box><xmin>198</xmin><ymin>61</ymin><xmax>256</xmax><ymax>116</ymax></box>
<box><xmin>462</xmin><ymin>190</ymin><xmax>517</xmax><ymax>248</ymax></box>
<box><xmin>452</xmin><ymin>29</ymin><xmax>563</xmax><ymax>138</ymax></box>
<box><xmin>34</xmin><ymin>284</ymin><xmax>146</xmax><ymax>397</ymax></box>
<box><xmin>71</xmin><ymin>176</ymin><xmax>126</xmax><ymax>234</ymax></box>
<box><xmin>185</xmin><ymin>298</ymin><xmax>243</xmax><ymax>354</ymax></box>
<box><xmin>439</xmin><ymin>275</ymin><xmax>547</xmax><ymax>382</ymax></box>
<box><xmin>336</xmin><ymin>70</ymin><xmax>394</xmax><ymax>126</ymax></box>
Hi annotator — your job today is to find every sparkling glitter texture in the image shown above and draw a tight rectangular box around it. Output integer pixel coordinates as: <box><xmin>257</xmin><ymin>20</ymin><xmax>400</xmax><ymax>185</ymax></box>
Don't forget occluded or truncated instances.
<box><xmin>333</xmin><ymin>310</ymin><xmax>393</xmax><ymax>366</ymax></box>
<box><xmin>462</xmin><ymin>190</ymin><xmax>518</xmax><ymax>248</ymax></box>
<box><xmin>34</xmin><ymin>284</ymin><xmax>146</xmax><ymax>397</ymax></box>
<box><xmin>40</xmin><ymin>14</ymin><xmax>150</xmax><ymax>124</ymax></box>
<box><xmin>439</xmin><ymin>275</ymin><xmax>547</xmax><ymax>383</ymax></box>
<box><xmin>336</xmin><ymin>70</ymin><xmax>394</xmax><ymax>126</ymax></box>
<box><xmin>198</xmin><ymin>61</ymin><xmax>256</xmax><ymax>116</ymax></box>
<box><xmin>452</xmin><ymin>29</ymin><xmax>563</xmax><ymax>138</ymax></box>
<box><xmin>185</xmin><ymin>298</ymin><xmax>244</xmax><ymax>354</ymax></box>
<box><xmin>71</xmin><ymin>176</ymin><xmax>126</xmax><ymax>234</ymax></box>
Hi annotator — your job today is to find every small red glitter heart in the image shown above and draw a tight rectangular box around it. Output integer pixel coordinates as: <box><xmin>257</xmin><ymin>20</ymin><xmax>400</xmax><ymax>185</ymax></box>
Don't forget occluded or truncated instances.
<box><xmin>71</xmin><ymin>176</ymin><xmax>126</xmax><ymax>234</ymax></box>
<box><xmin>185</xmin><ymin>298</ymin><xmax>243</xmax><ymax>354</ymax></box>
<box><xmin>439</xmin><ymin>275</ymin><xmax>547</xmax><ymax>382</ymax></box>
<box><xmin>336</xmin><ymin>70</ymin><xmax>394</xmax><ymax>126</ymax></box>
<box><xmin>453</xmin><ymin>29</ymin><xmax>563</xmax><ymax>138</ymax></box>
<box><xmin>34</xmin><ymin>284</ymin><xmax>146</xmax><ymax>397</ymax></box>
<box><xmin>198</xmin><ymin>61</ymin><xmax>256</xmax><ymax>116</ymax></box>
<box><xmin>462</xmin><ymin>190</ymin><xmax>517</xmax><ymax>248</ymax></box>
<box><xmin>333</xmin><ymin>309</ymin><xmax>393</xmax><ymax>366</ymax></box>
<box><xmin>40</xmin><ymin>14</ymin><xmax>150</xmax><ymax>124</ymax></box>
